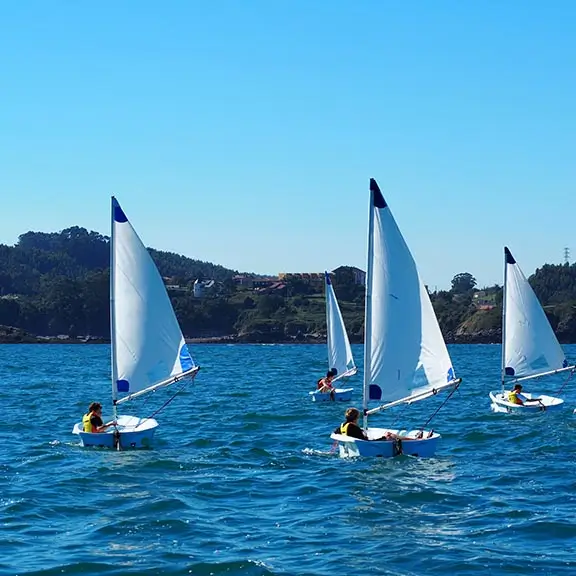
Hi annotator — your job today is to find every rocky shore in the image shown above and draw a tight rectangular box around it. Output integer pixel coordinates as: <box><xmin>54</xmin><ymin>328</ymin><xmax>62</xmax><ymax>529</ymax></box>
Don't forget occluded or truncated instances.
<box><xmin>1</xmin><ymin>326</ymin><xmax>571</xmax><ymax>346</ymax></box>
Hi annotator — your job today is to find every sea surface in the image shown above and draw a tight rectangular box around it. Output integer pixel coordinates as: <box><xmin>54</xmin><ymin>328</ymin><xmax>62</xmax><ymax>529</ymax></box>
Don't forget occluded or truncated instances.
<box><xmin>1</xmin><ymin>344</ymin><xmax>576</xmax><ymax>576</ymax></box>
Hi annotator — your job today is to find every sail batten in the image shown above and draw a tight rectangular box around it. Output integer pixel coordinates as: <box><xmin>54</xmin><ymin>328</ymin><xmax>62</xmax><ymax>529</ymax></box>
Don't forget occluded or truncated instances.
<box><xmin>503</xmin><ymin>247</ymin><xmax>568</xmax><ymax>382</ymax></box>
<box><xmin>325</xmin><ymin>271</ymin><xmax>356</xmax><ymax>377</ymax></box>
<box><xmin>364</xmin><ymin>179</ymin><xmax>457</xmax><ymax>416</ymax></box>
<box><xmin>110</xmin><ymin>197</ymin><xmax>196</xmax><ymax>405</ymax></box>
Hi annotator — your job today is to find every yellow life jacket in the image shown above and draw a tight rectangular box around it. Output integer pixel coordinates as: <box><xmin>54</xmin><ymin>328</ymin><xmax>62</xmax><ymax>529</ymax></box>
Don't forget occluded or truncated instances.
<box><xmin>508</xmin><ymin>391</ymin><xmax>522</xmax><ymax>405</ymax></box>
<box><xmin>340</xmin><ymin>422</ymin><xmax>350</xmax><ymax>435</ymax></box>
<box><xmin>82</xmin><ymin>412</ymin><xmax>96</xmax><ymax>433</ymax></box>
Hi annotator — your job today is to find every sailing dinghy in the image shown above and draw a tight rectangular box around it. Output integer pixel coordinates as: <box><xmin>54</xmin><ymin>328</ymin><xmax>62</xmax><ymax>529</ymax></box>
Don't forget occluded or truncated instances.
<box><xmin>330</xmin><ymin>178</ymin><xmax>461</xmax><ymax>458</ymax></box>
<box><xmin>310</xmin><ymin>272</ymin><xmax>357</xmax><ymax>402</ymax></box>
<box><xmin>72</xmin><ymin>197</ymin><xmax>199</xmax><ymax>449</ymax></box>
<box><xmin>489</xmin><ymin>247</ymin><xmax>574</xmax><ymax>413</ymax></box>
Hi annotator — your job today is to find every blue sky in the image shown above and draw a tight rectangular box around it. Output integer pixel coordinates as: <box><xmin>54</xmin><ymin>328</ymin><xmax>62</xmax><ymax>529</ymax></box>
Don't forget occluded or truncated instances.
<box><xmin>1</xmin><ymin>1</ymin><xmax>574</xmax><ymax>289</ymax></box>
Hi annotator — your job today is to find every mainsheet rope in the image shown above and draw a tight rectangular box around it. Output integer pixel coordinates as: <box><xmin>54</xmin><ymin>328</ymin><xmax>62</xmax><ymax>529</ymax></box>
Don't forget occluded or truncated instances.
<box><xmin>554</xmin><ymin>368</ymin><xmax>575</xmax><ymax>398</ymax></box>
<box><xmin>145</xmin><ymin>371</ymin><xmax>199</xmax><ymax>421</ymax></box>
<box><xmin>112</xmin><ymin>370</ymin><xmax>199</xmax><ymax>451</ymax></box>
<box><xmin>419</xmin><ymin>381</ymin><xmax>461</xmax><ymax>433</ymax></box>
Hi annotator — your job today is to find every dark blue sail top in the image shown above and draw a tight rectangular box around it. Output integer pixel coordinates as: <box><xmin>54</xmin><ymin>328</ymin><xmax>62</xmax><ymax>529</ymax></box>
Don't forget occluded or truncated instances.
<box><xmin>112</xmin><ymin>197</ymin><xmax>128</xmax><ymax>223</ymax></box>
<box><xmin>504</xmin><ymin>247</ymin><xmax>516</xmax><ymax>265</ymax></box>
<box><xmin>370</xmin><ymin>178</ymin><xmax>387</xmax><ymax>209</ymax></box>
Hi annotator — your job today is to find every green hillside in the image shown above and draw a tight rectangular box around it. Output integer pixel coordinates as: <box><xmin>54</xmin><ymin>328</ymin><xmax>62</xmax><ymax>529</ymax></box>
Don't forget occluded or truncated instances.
<box><xmin>1</xmin><ymin>227</ymin><xmax>576</xmax><ymax>343</ymax></box>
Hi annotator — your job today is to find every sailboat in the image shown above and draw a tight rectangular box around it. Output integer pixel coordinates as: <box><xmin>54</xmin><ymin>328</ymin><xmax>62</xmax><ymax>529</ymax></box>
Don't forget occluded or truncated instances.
<box><xmin>72</xmin><ymin>197</ymin><xmax>200</xmax><ymax>449</ymax></box>
<box><xmin>330</xmin><ymin>178</ymin><xmax>461</xmax><ymax>458</ymax></box>
<box><xmin>489</xmin><ymin>247</ymin><xmax>574</xmax><ymax>413</ymax></box>
<box><xmin>310</xmin><ymin>271</ymin><xmax>357</xmax><ymax>402</ymax></box>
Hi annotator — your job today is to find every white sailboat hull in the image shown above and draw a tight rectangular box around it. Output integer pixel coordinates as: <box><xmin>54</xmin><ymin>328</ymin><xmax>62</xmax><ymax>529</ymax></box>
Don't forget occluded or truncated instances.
<box><xmin>489</xmin><ymin>391</ymin><xmax>564</xmax><ymax>413</ymax></box>
<box><xmin>72</xmin><ymin>415</ymin><xmax>158</xmax><ymax>449</ymax></box>
<box><xmin>310</xmin><ymin>388</ymin><xmax>353</xmax><ymax>402</ymax></box>
<box><xmin>330</xmin><ymin>428</ymin><xmax>440</xmax><ymax>458</ymax></box>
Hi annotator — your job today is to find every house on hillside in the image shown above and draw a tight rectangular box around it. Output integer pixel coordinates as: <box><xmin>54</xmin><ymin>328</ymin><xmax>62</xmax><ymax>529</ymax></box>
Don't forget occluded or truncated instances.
<box><xmin>165</xmin><ymin>284</ymin><xmax>188</xmax><ymax>293</ymax></box>
<box><xmin>233</xmin><ymin>275</ymin><xmax>254</xmax><ymax>289</ymax></box>
<box><xmin>162</xmin><ymin>277</ymin><xmax>189</xmax><ymax>293</ymax></box>
<box><xmin>233</xmin><ymin>275</ymin><xmax>279</xmax><ymax>290</ymax></box>
<box><xmin>278</xmin><ymin>272</ymin><xmax>324</xmax><ymax>289</ymax></box>
<box><xmin>255</xmin><ymin>281</ymin><xmax>287</xmax><ymax>296</ymax></box>
<box><xmin>331</xmin><ymin>266</ymin><xmax>366</xmax><ymax>286</ymax></box>
<box><xmin>193</xmin><ymin>279</ymin><xmax>216</xmax><ymax>298</ymax></box>
<box><xmin>252</xmin><ymin>277</ymin><xmax>278</xmax><ymax>289</ymax></box>
<box><xmin>473</xmin><ymin>291</ymin><xmax>497</xmax><ymax>310</ymax></box>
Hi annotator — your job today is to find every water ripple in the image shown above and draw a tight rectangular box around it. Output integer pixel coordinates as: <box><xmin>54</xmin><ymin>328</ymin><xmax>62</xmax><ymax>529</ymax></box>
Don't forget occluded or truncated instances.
<box><xmin>1</xmin><ymin>343</ymin><xmax>576</xmax><ymax>575</ymax></box>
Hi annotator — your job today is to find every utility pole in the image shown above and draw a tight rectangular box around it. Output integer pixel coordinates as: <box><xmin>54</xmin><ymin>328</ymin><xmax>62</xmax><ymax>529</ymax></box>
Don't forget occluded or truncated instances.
<box><xmin>564</xmin><ymin>247</ymin><xmax>570</xmax><ymax>265</ymax></box>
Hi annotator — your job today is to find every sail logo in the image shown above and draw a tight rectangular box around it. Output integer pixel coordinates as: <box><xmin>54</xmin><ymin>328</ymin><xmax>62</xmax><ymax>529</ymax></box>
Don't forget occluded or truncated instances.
<box><xmin>179</xmin><ymin>343</ymin><xmax>194</xmax><ymax>371</ymax></box>
<box><xmin>369</xmin><ymin>384</ymin><xmax>382</xmax><ymax>401</ymax></box>
<box><xmin>117</xmin><ymin>379</ymin><xmax>130</xmax><ymax>392</ymax></box>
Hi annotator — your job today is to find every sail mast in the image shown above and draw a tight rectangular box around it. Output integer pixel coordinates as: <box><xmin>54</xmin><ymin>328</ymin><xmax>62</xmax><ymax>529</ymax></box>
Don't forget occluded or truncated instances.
<box><xmin>501</xmin><ymin>247</ymin><xmax>510</xmax><ymax>394</ymax></box>
<box><xmin>362</xmin><ymin>179</ymin><xmax>378</xmax><ymax>429</ymax></box>
<box><xmin>110</xmin><ymin>197</ymin><xmax>119</xmax><ymax>422</ymax></box>
<box><xmin>324</xmin><ymin>271</ymin><xmax>332</xmax><ymax>371</ymax></box>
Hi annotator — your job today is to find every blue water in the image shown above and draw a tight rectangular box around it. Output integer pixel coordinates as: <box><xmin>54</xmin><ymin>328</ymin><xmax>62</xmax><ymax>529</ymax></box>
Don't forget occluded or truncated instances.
<box><xmin>1</xmin><ymin>344</ymin><xmax>576</xmax><ymax>576</ymax></box>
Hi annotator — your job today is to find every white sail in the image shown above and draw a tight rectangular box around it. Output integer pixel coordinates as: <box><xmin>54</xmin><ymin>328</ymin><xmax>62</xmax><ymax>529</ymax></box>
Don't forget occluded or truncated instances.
<box><xmin>364</xmin><ymin>179</ymin><xmax>457</xmax><ymax>412</ymax></box>
<box><xmin>503</xmin><ymin>247</ymin><xmax>569</xmax><ymax>381</ymax></box>
<box><xmin>111</xmin><ymin>197</ymin><xmax>196</xmax><ymax>405</ymax></box>
<box><xmin>325</xmin><ymin>271</ymin><xmax>356</xmax><ymax>377</ymax></box>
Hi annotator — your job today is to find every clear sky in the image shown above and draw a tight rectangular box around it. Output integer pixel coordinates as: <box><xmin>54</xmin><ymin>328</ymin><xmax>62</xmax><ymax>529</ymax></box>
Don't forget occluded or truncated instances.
<box><xmin>1</xmin><ymin>1</ymin><xmax>574</xmax><ymax>289</ymax></box>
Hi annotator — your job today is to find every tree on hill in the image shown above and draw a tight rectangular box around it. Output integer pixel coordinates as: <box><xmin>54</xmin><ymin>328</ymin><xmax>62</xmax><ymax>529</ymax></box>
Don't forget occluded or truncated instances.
<box><xmin>529</xmin><ymin>263</ymin><xmax>576</xmax><ymax>305</ymax></box>
<box><xmin>450</xmin><ymin>272</ymin><xmax>477</xmax><ymax>294</ymax></box>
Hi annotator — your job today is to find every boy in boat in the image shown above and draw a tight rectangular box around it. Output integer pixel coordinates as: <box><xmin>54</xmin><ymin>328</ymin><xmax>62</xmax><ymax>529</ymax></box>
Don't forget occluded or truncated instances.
<box><xmin>317</xmin><ymin>368</ymin><xmax>337</xmax><ymax>393</ymax></box>
<box><xmin>82</xmin><ymin>402</ymin><xmax>116</xmax><ymax>433</ymax></box>
<box><xmin>507</xmin><ymin>384</ymin><xmax>542</xmax><ymax>406</ymax></box>
<box><xmin>334</xmin><ymin>407</ymin><xmax>424</xmax><ymax>440</ymax></box>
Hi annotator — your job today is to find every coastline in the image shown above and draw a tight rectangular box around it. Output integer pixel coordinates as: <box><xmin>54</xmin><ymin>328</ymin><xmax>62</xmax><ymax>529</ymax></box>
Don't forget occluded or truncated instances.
<box><xmin>0</xmin><ymin>333</ymin><xmax>513</xmax><ymax>345</ymax></box>
<box><xmin>1</xmin><ymin>326</ymin><xmax>573</xmax><ymax>345</ymax></box>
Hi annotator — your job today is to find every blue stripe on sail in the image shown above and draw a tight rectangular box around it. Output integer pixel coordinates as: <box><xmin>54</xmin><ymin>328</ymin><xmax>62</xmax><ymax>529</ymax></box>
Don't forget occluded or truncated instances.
<box><xmin>505</xmin><ymin>367</ymin><xmax>515</xmax><ymax>376</ymax></box>
<box><xmin>112</xmin><ymin>198</ymin><xmax>128</xmax><ymax>223</ymax></box>
<box><xmin>179</xmin><ymin>343</ymin><xmax>194</xmax><ymax>372</ymax></box>
<box><xmin>563</xmin><ymin>359</ymin><xmax>568</xmax><ymax>368</ymax></box>
<box><xmin>325</xmin><ymin>271</ymin><xmax>331</xmax><ymax>285</ymax></box>
<box><xmin>447</xmin><ymin>367</ymin><xmax>455</xmax><ymax>382</ymax></box>
<box><xmin>117</xmin><ymin>379</ymin><xmax>130</xmax><ymax>392</ymax></box>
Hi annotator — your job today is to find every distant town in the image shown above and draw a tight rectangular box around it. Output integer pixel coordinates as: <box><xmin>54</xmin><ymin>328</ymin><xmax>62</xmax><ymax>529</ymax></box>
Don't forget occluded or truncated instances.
<box><xmin>171</xmin><ymin>266</ymin><xmax>367</xmax><ymax>299</ymax></box>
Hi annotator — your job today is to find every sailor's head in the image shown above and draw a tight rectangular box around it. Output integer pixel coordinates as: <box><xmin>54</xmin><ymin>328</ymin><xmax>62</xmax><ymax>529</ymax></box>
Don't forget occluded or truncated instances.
<box><xmin>327</xmin><ymin>368</ymin><xmax>338</xmax><ymax>378</ymax></box>
<box><xmin>513</xmin><ymin>384</ymin><xmax>522</xmax><ymax>392</ymax></box>
<box><xmin>345</xmin><ymin>407</ymin><xmax>360</xmax><ymax>422</ymax></box>
<box><xmin>89</xmin><ymin>402</ymin><xmax>102</xmax><ymax>414</ymax></box>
